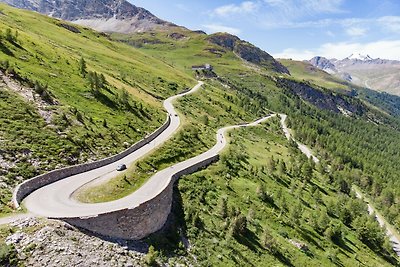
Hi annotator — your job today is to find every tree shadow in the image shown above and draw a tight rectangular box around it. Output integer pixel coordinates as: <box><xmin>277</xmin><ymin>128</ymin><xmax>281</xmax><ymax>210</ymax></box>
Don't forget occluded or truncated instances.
<box><xmin>332</xmin><ymin>236</ymin><xmax>355</xmax><ymax>254</ymax></box>
<box><xmin>229</xmin><ymin>246</ymin><xmax>257</xmax><ymax>267</ymax></box>
<box><xmin>93</xmin><ymin>91</ymin><xmax>118</xmax><ymax>110</ymax></box>
<box><xmin>309</xmin><ymin>180</ymin><xmax>329</xmax><ymax>195</ymax></box>
<box><xmin>0</xmin><ymin>42</ymin><xmax>14</xmax><ymax>57</ymax></box>
<box><xmin>362</xmin><ymin>240</ymin><xmax>399</xmax><ymax>266</ymax></box>
<box><xmin>272</xmin><ymin>174</ymin><xmax>290</xmax><ymax>188</ymax></box>
<box><xmin>297</xmin><ymin>226</ymin><xmax>324</xmax><ymax>250</ymax></box>
<box><xmin>10</xmin><ymin>41</ymin><xmax>25</xmax><ymax>51</ymax></box>
<box><xmin>235</xmin><ymin>229</ymin><xmax>262</xmax><ymax>252</ymax></box>
<box><xmin>344</xmin><ymin>236</ymin><xmax>358</xmax><ymax>249</ymax></box>
<box><xmin>273</xmin><ymin>250</ymin><xmax>295</xmax><ymax>267</ymax></box>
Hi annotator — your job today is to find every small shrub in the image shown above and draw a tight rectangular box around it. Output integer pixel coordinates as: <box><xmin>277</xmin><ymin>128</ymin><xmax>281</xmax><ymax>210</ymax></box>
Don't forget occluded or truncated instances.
<box><xmin>145</xmin><ymin>245</ymin><xmax>158</xmax><ymax>266</ymax></box>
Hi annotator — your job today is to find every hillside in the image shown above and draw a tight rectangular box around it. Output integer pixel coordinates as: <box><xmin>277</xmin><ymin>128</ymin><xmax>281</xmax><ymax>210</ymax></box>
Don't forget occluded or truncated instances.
<box><xmin>0</xmin><ymin>3</ymin><xmax>399</xmax><ymax>267</ymax></box>
<box><xmin>111</xmin><ymin>27</ymin><xmax>400</xmax><ymax>265</ymax></box>
<box><xmin>0</xmin><ymin>3</ymin><xmax>194</xmax><ymax>215</ymax></box>
<box><xmin>280</xmin><ymin>58</ymin><xmax>400</xmax><ymax>118</ymax></box>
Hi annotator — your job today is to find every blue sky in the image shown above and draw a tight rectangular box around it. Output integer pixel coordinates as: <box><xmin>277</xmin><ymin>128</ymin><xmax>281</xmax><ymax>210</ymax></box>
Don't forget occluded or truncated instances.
<box><xmin>131</xmin><ymin>0</ymin><xmax>400</xmax><ymax>60</ymax></box>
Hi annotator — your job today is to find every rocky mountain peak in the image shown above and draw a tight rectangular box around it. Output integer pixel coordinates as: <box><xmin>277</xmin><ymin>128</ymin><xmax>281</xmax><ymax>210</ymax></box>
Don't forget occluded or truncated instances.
<box><xmin>207</xmin><ymin>33</ymin><xmax>290</xmax><ymax>74</ymax></box>
<box><xmin>309</xmin><ymin>56</ymin><xmax>337</xmax><ymax>73</ymax></box>
<box><xmin>0</xmin><ymin>0</ymin><xmax>177</xmax><ymax>33</ymax></box>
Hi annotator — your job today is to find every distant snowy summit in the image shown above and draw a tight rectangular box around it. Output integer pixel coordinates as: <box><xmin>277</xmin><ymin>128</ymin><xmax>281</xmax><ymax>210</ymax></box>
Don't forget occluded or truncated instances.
<box><xmin>346</xmin><ymin>53</ymin><xmax>373</xmax><ymax>61</ymax></box>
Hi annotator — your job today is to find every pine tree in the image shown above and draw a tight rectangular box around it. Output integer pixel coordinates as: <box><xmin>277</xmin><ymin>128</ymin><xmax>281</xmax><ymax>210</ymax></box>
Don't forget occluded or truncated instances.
<box><xmin>261</xmin><ymin>228</ymin><xmax>277</xmax><ymax>253</ymax></box>
<box><xmin>79</xmin><ymin>57</ymin><xmax>87</xmax><ymax>77</ymax></box>
<box><xmin>4</xmin><ymin>28</ymin><xmax>14</xmax><ymax>42</ymax></box>
<box><xmin>267</xmin><ymin>157</ymin><xmax>276</xmax><ymax>172</ymax></box>
<box><xmin>218</xmin><ymin>197</ymin><xmax>228</xmax><ymax>219</ymax></box>
<box><xmin>229</xmin><ymin>214</ymin><xmax>247</xmax><ymax>237</ymax></box>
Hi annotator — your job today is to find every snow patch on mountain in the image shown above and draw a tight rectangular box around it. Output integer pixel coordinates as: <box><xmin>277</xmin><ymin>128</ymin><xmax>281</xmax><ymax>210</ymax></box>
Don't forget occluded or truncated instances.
<box><xmin>346</xmin><ymin>53</ymin><xmax>373</xmax><ymax>61</ymax></box>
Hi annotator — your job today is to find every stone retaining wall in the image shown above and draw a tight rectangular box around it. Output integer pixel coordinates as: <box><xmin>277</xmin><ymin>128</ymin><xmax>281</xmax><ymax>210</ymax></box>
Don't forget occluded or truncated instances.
<box><xmin>60</xmin><ymin>155</ymin><xmax>219</xmax><ymax>240</ymax></box>
<box><xmin>13</xmin><ymin>116</ymin><xmax>171</xmax><ymax>207</ymax></box>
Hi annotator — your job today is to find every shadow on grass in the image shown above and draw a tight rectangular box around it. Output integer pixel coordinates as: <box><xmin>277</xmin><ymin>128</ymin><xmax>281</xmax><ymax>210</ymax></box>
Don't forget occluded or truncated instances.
<box><xmin>94</xmin><ymin>91</ymin><xmax>118</xmax><ymax>110</ymax></box>
<box><xmin>274</xmin><ymin>250</ymin><xmax>295</xmax><ymax>267</ymax></box>
<box><xmin>344</xmin><ymin>236</ymin><xmax>358</xmax><ymax>249</ymax></box>
<box><xmin>0</xmin><ymin>42</ymin><xmax>14</xmax><ymax>57</ymax></box>
<box><xmin>309</xmin><ymin>180</ymin><xmax>329</xmax><ymax>195</ymax></box>
<box><xmin>362</xmin><ymin>240</ymin><xmax>399</xmax><ymax>266</ymax></box>
<box><xmin>332</xmin><ymin>236</ymin><xmax>355</xmax><ymax>254</ymax></box>
<box><xmin>235</xmin><ymin>229</ymin><xmax>262</xmax><ymax>252</ymax></box>
<box><xmin>272</xmin><ymin>174</ymin><xmax>290</xmax><ymax>188</ymax></box>
<box><xmin>297</xmin><ymin>226</ymin><xmax>324</xmax><ymax>250</ymax></box>
<box><xmin>228</xmin><ymin>246</ymin><xmax>257</xmax><ymax>267</ymax></box>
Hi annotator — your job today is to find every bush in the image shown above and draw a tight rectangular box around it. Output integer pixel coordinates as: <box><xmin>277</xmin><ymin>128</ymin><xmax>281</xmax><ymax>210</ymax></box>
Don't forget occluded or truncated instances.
<box><xmin>145</xmin><ymin>245</ymin><xmax>158</xmax><ymax>266</ymax></box>
<box><xmin>229</xmin><ymin>214</ymin><xmax>247</xmax><ymax>237</ymax></box>
<box><xmin>0</xmin><ymin>243</ymin><xmax>18</xmax><ymax>266</ymax></box>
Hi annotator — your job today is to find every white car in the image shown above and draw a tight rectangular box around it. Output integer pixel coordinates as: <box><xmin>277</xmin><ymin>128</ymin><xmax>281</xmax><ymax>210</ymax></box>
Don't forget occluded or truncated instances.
<box><xmin>116</xmin><ymin>164</ymin><xmax>127</xmax><ymax>171</ymax></box>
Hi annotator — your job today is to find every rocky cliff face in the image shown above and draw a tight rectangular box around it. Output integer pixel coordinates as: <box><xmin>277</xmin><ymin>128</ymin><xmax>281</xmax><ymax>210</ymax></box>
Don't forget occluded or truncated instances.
<box><xmin>277</xmin><ymin>78</ymin><xmax>365</xmax><ymax>116</ymax></box>
<box><xmin>0</xmin><ymin>0</ymin><xmax>176</xmax><ymax>33</ymax></box>
<box><xmin>208</xmin><ymin>33</ymin><xmax>290</xmax><ymax>74</ymax></box>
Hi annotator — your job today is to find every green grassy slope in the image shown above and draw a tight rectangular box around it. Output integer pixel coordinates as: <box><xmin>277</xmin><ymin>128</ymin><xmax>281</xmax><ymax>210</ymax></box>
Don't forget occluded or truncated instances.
<box><xmin>0</xmin><ymin>4</ymin><xmax>196</xmax><ymax>214</ymax></box>
<box><xmin>111</xmin><ymin>29</ymin><xmax>284</xmax><ymax>78</ymax></box>
<box><xmin>279</xmin><ymin>59</ymin><xmax>351</xmax><ymax>92</ymax></box>
<box><xmin>170</xmin><ymin>118</ymin><xmax>396</xmax><ymax>266</ymax></box>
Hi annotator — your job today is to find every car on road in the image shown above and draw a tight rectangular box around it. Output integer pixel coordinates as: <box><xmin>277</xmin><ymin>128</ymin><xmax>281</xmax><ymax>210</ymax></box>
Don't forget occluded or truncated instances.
<box><xmin>116</xmin><ymin>164</ymin><xmax>127</xmax><ymax>171</ymax></box>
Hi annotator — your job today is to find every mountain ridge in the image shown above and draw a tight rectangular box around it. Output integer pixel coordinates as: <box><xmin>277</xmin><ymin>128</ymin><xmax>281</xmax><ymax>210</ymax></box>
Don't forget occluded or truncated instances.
<box><xmin>0</xmin><ymin>0</ymin><xmax>178</xmax><ymax>33</ymax></box>
<box><xmin>309</xmin><ymin>54</ymin><xmax>400</xmax><ymax>95</ymax></box>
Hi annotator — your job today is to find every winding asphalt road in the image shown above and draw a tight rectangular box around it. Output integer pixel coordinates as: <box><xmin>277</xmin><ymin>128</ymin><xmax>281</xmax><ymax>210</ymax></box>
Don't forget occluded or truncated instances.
<box><xmin>19</xmin><ymin>81</ymin><xmax>203</xmax><ymax>218</ymax></box>
<box><xmin>3</xmin><ymin>88</ymin><xmax>398</xmax><ymax>259</ymax></box>
<box><xmin>6</xmin><ymin>80</ymin><xmax>273</xmax><ymax>219</ymax></box>
<box><xmin>22</xmin><ymin>114</ymin><xmax>275</xmax><ymax>218</ymax></box>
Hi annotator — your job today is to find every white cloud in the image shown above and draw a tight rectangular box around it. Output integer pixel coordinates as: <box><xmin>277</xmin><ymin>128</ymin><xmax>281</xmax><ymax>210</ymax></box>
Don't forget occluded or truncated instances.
<box><xmin>300</xmin><ymin>0</ymin><xmax>345</xmax><ymax>14</ymax></box>
<box><xmin>202</xmin><ymin>24</ymin><xmax>242</xmax><ymax>35</ymax></box>
<box><xmin>378</xmin><ymin>16</ymin><xmax>400</xmax><ymax>33</ymax></box>
<box><xmin>261</xmin><ymin>0</ymin><xmax>344</xmax><ymax>23</ymax></box>
<box><xmin>274</xmin><ymin>40</ymin><xmax>400</xmax><ymax>60</ymax></box>
<box><xmin>326</xmin><ymin>30</ymin><xmax>335</xmax><ymax>37</ymax></box>
<box><xmin>175</xmin><ymin>4</ymin><xmax>189</xmax><ymax>12</ymax></box>
<box><xmin>346</xmin><ymin>27</ymin><xmax>367</xmax><ymax>37</ymax></box>
<box><xmin>213</xmin><ymin>1</ymin><xmax>258</xmax><ymax>17</ymax></box>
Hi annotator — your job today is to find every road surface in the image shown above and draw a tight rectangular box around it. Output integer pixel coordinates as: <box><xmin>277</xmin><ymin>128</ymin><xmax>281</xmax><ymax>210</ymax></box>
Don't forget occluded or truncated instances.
<box><xmin>355</xmin><ymin>189</ymin><xmax>400</xmax><ymax>257</ymax></box>
<box><xmin>279</xmin><ymin>114</ymin><xmax>319</xmax><ymax>163</ymax></box>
